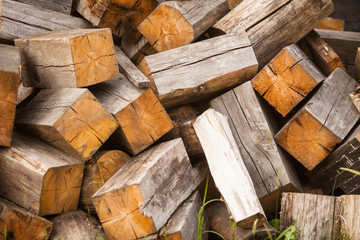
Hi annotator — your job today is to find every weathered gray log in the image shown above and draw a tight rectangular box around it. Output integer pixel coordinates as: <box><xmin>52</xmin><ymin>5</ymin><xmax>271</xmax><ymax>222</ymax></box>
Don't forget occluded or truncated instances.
<box><xmin>0</xmin><ymin>0</ymin><xmax>92</xmax><ymax>42</ymax></box>
<box><xmin>12</xmin><ymin>0</ymin><xmax>73</xmax><ymax>15</ymax></box>
<box><xmin>0</xmin><ymin>131</ymin><xmax>84</xmax><ymax>216</ymax></box>
<box><xmin>210</xmin><ymin>81</ymin><xmax>302</xmax><ymax>213</ymax></box>
<box><xmin>121</xmin><ymin>36</ymin><xmax>156</xmax><ymax>65</ymax></box>
<box><xmin>275</xmin><ymin>68</ymin><xmax>359</xmax><ymax>170</ymax></box>
<box><xmin>138</xmin><ymin>32</ymin><xmax>258</xmax><ymax>108</ymax></box>
<box><xmin>92</xmin><ymin>139</ymin><xmax>207</xmax><ymax>240</ymax></box>
<box><xmin>211</xmin><ymin>0</ymin><xmax>334</xmax><ymax>67</ymax></box>
<box><xmin>16</xmin><ymin>82</ymin><xmax>38</xmax><ymax>105</ymax></box>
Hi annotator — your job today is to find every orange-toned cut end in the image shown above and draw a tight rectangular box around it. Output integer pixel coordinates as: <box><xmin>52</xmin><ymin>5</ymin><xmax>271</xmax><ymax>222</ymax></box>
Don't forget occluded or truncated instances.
<box><xmin>70</xmin><ymin>29</ymin><xmax>118</xmax><ymax>87</ymax></box>
<box><xmin>315</xmin><ymin>17</ymin><xmax>345</xmax><ymax>31</ymax></box>
<box><xmin>275</xmin><ymin>109</ymin><xmax>341</xmax><ymax>170</ymax></box>
<box><xmin>138</xmin><ymin>4</ymin><xmax>195</xmax><ymax>52</ymax></box>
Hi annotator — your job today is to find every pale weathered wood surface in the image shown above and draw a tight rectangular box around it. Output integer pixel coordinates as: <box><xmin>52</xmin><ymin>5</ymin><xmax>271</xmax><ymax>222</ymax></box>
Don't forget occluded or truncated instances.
<box><xmin>121</xmin><ymin>36</ymin><xmax>156</xmax><ymax>65</ymax></box>
<box><xmin>51</xmin><ymin>210</ymin><xmax>106</xmax><ymax>240</ymax></box>
<box><xmin>193</xmin><ymin>109</ymin><xmax>266</xmax><ymax>228</ymax></box>
<box><xmin>0</xmin><ymin>0</ymin><xmax>92</xmax><ymax>42</ymax></box>
<box><xmin>356</xmin><ymin>47</ymin><xmax>360</xmax><ymax>81</ymax></box>
<box><xmin>138</xmin><ymin>0</ymin><xmax>229</xmax><ymax>52</ymax></box>
<box><xmin>0</xmin><ymin>198</ymin><xmax>53</xmax><ymax>240</ymax></box>
<box><xmin>115</xmin><ymin>46</ymin><xmax>150</xmax><ymax>88</ymax></box>
<box><xmin>275</xmin><ymin>69</ymin><xmax>359</xmax><ymax>170</ymax></box>
<box><xmin>228</xmin><ymin>0</ymin><xmax>243</xmax><ymax>10</ymax></box>
<box><xmin>0</xmin><ymin>131</ymin><xmax>84</xmax><ymax>216</ymax></box>
<box><xmin>16</xmin><ymin>82</ymin><xmax>37</xmax><ymax>105</ymax></box>
<box><xmin>350</xmin><ymin>86</ymin><xmax>360</xmax><ymax>113</ymax></box>
<box><xmin>336</xmin><ymin>195</ymin><xmax>360</xmax><ymax>239</ymax></box>
<box><xmin>139</xmin><ymin>33</ymin><xmax>258</xmax><ymax>108</ymax></box>
<box><xmin>212</xmin><ymin>0</ymin><xmax>334</xmax><ymax>67</ymax></box>
<box><xmin>89</xmin><ymin>75</ymin><xmax>173</xmax><ymax>155</ymax></box>
<box><xmin>12</xmin><ymin>0</ymin><xmax>73</xmax><ymax>15</ymax></box>
<box><xmin>16</xmin><ymin>88</ymin><xmax>119</xmax><ymax>160</ymax></box>
<box><xmin>15</xmin><ymin>28</ymin><xmax>119</xmax><ymax>88</ymax></box>
<box><xmin>92</xmin><ymin>139</ymin><xmax>206</xmax><ymax>240</ymax></box>
<box><xmin>210</xmin><ymin>81</ymin><xmax>302</xmax><ymax>212</ymax></box>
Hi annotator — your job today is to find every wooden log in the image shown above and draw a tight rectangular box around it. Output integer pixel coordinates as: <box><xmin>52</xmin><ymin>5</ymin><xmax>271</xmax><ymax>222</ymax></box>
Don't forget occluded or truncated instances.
<box><xmin>12</xmin><ymin>0</ymin><xmax>73</xmax><ymax>15</ymax></box>
<box><xmin>15</xmin><ymin>28</ymin><xmax>119</xmax><ymax>88</ymax></box>
<box><xmin>275</xmin><ymin>69</ymin><xmax>359</xmax><ymax>171</ymax></box>
<box><xmin>0</xmin><ymin>44</ymin><xmax>21</xmax><ymax>147</ymax></box>
<box><xmin>315</xmin><ymin>17</ymin><xmax>345</xmax><ymax>31</ymax></box>
<box><xmin>356</xmin><ymin>47</ymin><xmax>360</xmax><ymax>81</ymax></box>
<box><xmin>210</xmin><ymin>81</ymin><xmax>302</xmax><ymax>213</ymax></box>
<box><xmin>211</xmin><ymin>0</ymin><xmax>334</xmax><ymax>67</ymax></box>
<box><xmin>79</xmin><ymin>150</ymin><xmax>130</xmax><ymax>214</ymax></box>
<box><xmin>73</xmin><ymin>0</ymin><xmax>157</xmax><ymax>42</ymax></box>
<box><xmin>350</xmin><ymin>86</ymin><xmax>360</xmax><ymax>113</ymax></box>
<box><xmin>0</xmin><ymin>131</ymin><xmax>84</xmax><ymax>216</ymax></box>
<box><xmin>138</xmin><ymin>33</ymin><xmax>258</xmax><ymax>108</ymax></box>
<box><xmin>298</xmin><ymin>30</ymin><xmax>346</xmax><ymax>76</ymax></box>
<box><xmin>115</xmin><ymin>46</ymin><xmax>150</xmax><ymax>88</ymax></box>
<box><xmin>336</xmin><ymin>195</ymin><xmax>360</xmax><ymax>239</ymax></box>
<box><xmin>0</xmin><ymin>0</ymin><xmax>92</xmax><ymax>42</ymax></box>
<box><xmin>251</xmin><ymin>44</ymin><xmax>325</xmax><ymax>117</ymax></box>
<box><xmin>89</xmin><ymin>75</ymin><xmax>173</xmax><ymax>155</ymax></box>
<box><xmin>16</xmin><ymin>82</ymin><xmax>37</xmax><ymax>105</ymax></box>
<box><xmin>228</xmin><ymin>0</ymin><xmax>242</xmax><ymax>10</ymax></box>
<box><xmin>0</xmin><ymin>198</ymin><xmax>53</xmax><ymax>240</ymax></box>
<box><xmin>138</xmin><ymin>0</ymin><xmax>229</xmax><ymax>52</ymax></box>
<box><xmin>193</xmin><ymin>109</ymin><xmax>266</xmax><ymax>228</ymax></box>
<box><xmin>51</xmin><ymin>210</ymin><xmax>106</xmax><ymax>240</ymax></box>
<box><xmin>92</xmin><ymin>138</ymin><xmax>206</xmax><ymax>240</ymax></box>
<box><xmin>121</xmin><ymin>36</ymin><xmax>156</xmax><ymax>65</ymax></box>
<box><xmin>16</xmin><ymin>88</ymin><xmax>119</xmax><ymax>161</ymax></box>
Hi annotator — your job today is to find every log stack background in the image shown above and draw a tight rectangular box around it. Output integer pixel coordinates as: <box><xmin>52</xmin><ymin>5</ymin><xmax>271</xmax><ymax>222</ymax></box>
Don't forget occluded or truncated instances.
<box><xmin>1</xmin><ymin>0</ymin><xmax>360</xmax><ymax>239</ymax></box>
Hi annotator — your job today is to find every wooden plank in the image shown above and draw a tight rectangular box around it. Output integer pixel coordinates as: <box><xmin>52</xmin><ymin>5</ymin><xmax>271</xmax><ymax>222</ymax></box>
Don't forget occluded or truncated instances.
<box><xmin>138</xmin><ymin>0</ymin><xmax>229</xmax><ymax>52</ymax></box>
<box><xmin>212</xmin><ymin>0</ymin><xmax>334</xmax><ymax>67</ymax></box>
<box><xmin>115</xmin><ymin>46</ymin><xmax>150</xmax><ymax>88</ymax></box>
<box><xmin>89</xmin><ymin>75</ymin><xmax>173</xmax><ymax>155</ymax></box>
<box><xmin>210</xmin><ymin>81</ymin><xmax>302</xmax><ymax>213</ymax></box>
<box><xmin>336</xmin><ymin>195</ymin><xmax>360</xmax><ymax>239</ymax></box>
<box><xmin>12</xmin><ymin>0</ymin><xmax>73</xmax><ymax>15</ymax></box>
<box><xmin>193</xmin><ymin>109</ymin><xmax>266</xmax><ymax>228</ymax></box>
<box><xmin>51</xmin><ymin>210</ymin><xmax>106</xmax><ymax>240</ymax></box>
<box><xmin>0</xmin><ymin>198</ymin><xmax>53</xmax><ymax>240</ymax></box>
<box><xmin>138</xmin><ymin>33</ymin><xmax>258</xmax><ymax>108</ymax></box>
<box><xmin>315</xmin><ymin>17</ymin><xmax>345</xmax><ymax>31</ymax></box>
<box><xmin>92</xmin><ymin>139</ymin><xmax>206</xmax><ymax>240</ymax></box>
<box><xmin>121</xmin><ymin>36</ymin><xmax>156</xmax><ymax>65</ymax></box>
<box><xmin>228</xmin><ymin>0</ymin><xmax>243</xmax><ymax>10</ymax></box>
<box><xmin>16</xmin><ymin>88</ymin><xmax>119</xmax><ymax>161</ymax></box>
<box><xmin>356</xmin><ymin>47</ymin><xmax>360</xmax><ymax>81</ymax></box>
<box><xmin>0</xmin><ymin>131</ymin><xmax>84</xmax><ymax>216</ymax></box>
<box><xmin>252</xmin><ymin>44</ymin><xmax>325</xmax><ymax>117</ymax></box>
<box><xmin>15</xmin><ymin>28</ymin><xmax>119</xmax><ymax>88</ymax></box>
<box><xmin>16</xmin><ymin>82</ymin><xmax>37</xmax><ymax>105</ymax></box>
<box><xmin>0</xmin><ymin>0</ymin><xmax>92</xmax><ymax>42</ymax></box>
<box><xmin>0</xmin><ymin>44</ymin><xmax>20</xmax><ymax>146</ymax></box>
<box><xmin>275</xmin><ymin>69</ymin><xmax>359</xmax><ymax>170</ymax></box>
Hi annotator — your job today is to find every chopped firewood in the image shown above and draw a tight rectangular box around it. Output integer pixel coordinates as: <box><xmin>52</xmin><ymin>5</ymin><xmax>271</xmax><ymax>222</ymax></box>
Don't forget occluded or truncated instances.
<box><xmin>275</xmin><ymin>69</ymin><xmax>359</xmax><ymax>170</ymax></box>
<box><xmin>138</xmin><ymin>32</ymin><xmax>258</xmax><ymax>108</ymax></box>
<box><xmin>15</xmin><ymin>28</ymin><xmax>119</xmax><ymax>88</ymax></box>
<box><xmin>12</xmin><ymin>0</ymin><xmax>73</xmax><ymax>15</ymax></box>
<box><xmin>211</xmin><ymin>0</ymin><xmax>334</xmax><ymax>67</ymax></box>
<box><xmin>138</xmin><ymin>0</ymin><xmax>229</xmax><ymax>52</ymax></box>
<box><xmin>315</xmin><ymin>17</ymin><xmax>345</xmax><ymax>31</ymax></box>
<box><xmin>16</xmin><ymin>88</ymin><xmax>119</xmax><ymax>160</ymax></box>
<box><xmin>89</xmin><ymin>75</ymin><xmax>173</xmax><ymax>155</ymax></box>
<box><xmin>251</xmin><ymin>44</ymin><xmax>325</xmax><ymax>117</ymax></box>
<box><xmin>0</xmin><ymin>131</ymin><xmax>84</xmax><ymax>216</ymax></box>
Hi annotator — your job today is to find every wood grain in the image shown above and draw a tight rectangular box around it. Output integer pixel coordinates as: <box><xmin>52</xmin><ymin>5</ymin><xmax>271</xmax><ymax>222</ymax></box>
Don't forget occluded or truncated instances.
<box><xmin>315</xmin><ymin>17</ymin><xmax>345</xmax><ymax>31</ymax></box>
<box><xmin>12</xmin><ymin>0</ymin><xmax>73</xmax><ymax>15</ymax></box>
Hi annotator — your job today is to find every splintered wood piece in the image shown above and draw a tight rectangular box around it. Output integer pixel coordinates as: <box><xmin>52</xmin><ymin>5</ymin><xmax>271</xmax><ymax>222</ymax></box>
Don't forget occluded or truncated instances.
<box><xmin>193</xmin><ymin>109</ymin><xmax>266</xmax><ymax>228</ymax></box>
<box><xmin>0</xmin><ymin>0</ymin><xmax>92</xmax><ymax>42</ymax></box>
<box><xmin>210</xmin><ymin>81</ymin><xmax>302</xmax><ymax>212</ymax></box>
<box><xmin>138</xmin><ymin>33</ymin><xmax>258</xmax><ymax>108</ymax></box>
<box><xmin>74</xmin><ymin>0</ymin><xmax>157</xmax><ymax>42</ymax></box>
<box><xmin>16</xmin><ymin>88</ymin><xmax>119</xmax><ymax>160</ymax></box>
<box><xmin>298</xmin><ymin>30</ymin><xmax>346</xmax><ymax>76</ymax></box>
<box><xmin>0</xmin><ymin>198</ymin><xmax>53</xmax><ymax>240</ymax></box>
<box><xmin>336</xmin><ymin>195</ymin><xmax>360</xmax><ymax>239</ymax></box>
<box><xmin>121</xmin><ymin>36</ymin><xmax>157</xmax><ymax>65</ymax></box>
<box><xmin>275</xmin><ymin>69</ymin><xmax>359</xmax><ymax>170</ymax></box>
<box><xmin>212</xmin><ymin>0</ymin><xmax>334</xmax><ymax>67</ymax></box>
<box><xmin>15</xmin><ymin>28</ymin><xmax>118</xmax><ymax>88</ymax></box>
<box><xmin>92</xmin><ymin>139</ymin><xmax>206</xmax><ymax>240</ymax></box>
<box><xmin>0</xmin><ymin>44</ymin><xmax>21</xmax><ymax>146</ymax></box>
<box><xmin>51</xmin><ymin>210</ymin><xmax>106</xmax><ymax>240</ymax></box>
<box><xmin>12</xmin><ymin>0</ymin><xmax>73</xmax><ymax>15</ymax></box>
<box><xmin>350</xmin><ymin>86</ymin><xmax>360</xmax><ymax>113</ymax></box>
<box><xmin>115</xmin><ymin>46</ymin><xmax>150</xmax><ymax>88</ymax></box>
<box><xmin>252</xmin><ymin>44</ymin><xmax>325</xmax><ymax>117</ymax></box>
<box><xmin>280</xmin><ymin>193</ymin><xmax>339</xmax><ymax>240</ymax></box>
<box><xmin>315</xmin><ymin>17</ymin><xmax>345</xmax><ymax>31</ymax></box>
<box><xmin>0</xmin><ymin>131</ymin><xmax>84</xmax><ymax>216</ymax></box>
<box><xmin>79</xmin><ymin>150</ymin><xmax>130</xmax><ymax>214</ymax></box>
<box><xmin>138</xmin><ymin>0</ymin><xmax>229</xmax><ymax>52</ymax></box>
<box><xmin>89</xmin><ymin>75</ymin><xmax>173</xmax><ymax>155</ymax></box>
<box><xmin>356</xmin><ymin>47</ymin><xmax>360</xmax><ymax>81</ymax></box>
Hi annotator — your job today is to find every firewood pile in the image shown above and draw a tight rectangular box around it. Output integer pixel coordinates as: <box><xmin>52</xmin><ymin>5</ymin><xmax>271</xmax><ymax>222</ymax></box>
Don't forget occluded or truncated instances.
<box><xmin>1</xmin><ymin>0</ymin><xmax>360</xmax><ymax>239</ymax></box>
